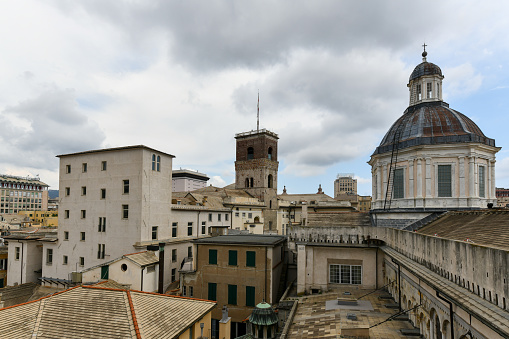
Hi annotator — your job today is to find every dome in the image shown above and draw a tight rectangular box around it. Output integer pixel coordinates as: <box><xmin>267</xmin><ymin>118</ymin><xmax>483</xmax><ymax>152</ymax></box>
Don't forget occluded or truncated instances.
<box><xmin>373</xmin><ymin>101</ymin><xmax>495</xmax><ymax>155</ymax></box>
<box><xmin>409</xmin><ymin>61</ymin><xmax>442</xmax><ymax>82</ymax></box>
<box><xmin>248</xmin><ymin>302</ymin><xmax>278</xmax><ymax>326</ymax></box>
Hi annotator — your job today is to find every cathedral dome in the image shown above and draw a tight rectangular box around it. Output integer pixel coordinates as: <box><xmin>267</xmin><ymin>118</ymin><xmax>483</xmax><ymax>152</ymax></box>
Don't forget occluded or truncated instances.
<box><xmin>373</xmin><ymin>101</ymin><xmax>495</xmax><ymax>155</ymax></box>
<box><xmin>409</xmin><ymin>61</ymin><xmax>442</xmax><ymax>82</ymax></box>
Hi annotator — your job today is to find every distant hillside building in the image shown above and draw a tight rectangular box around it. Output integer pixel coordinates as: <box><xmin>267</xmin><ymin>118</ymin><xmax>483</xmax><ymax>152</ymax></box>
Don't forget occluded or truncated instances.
<box><xmin>496</xmin><ymin>187</ymin><xmax>509</xmax><ymax>207</ymax></box>
<box><xmin>334</xmin><ymin>174</ymin><xmax>357</xmax><ymax>197</ymax></box>
<box><xmin>0</xmin><ymin>175</ymin><xmax>49</xmax><ymax>214</ymax></box>
<box><xmin>172</xmin><ymin>169</ymin><xmax>209</xmax><ymax>192</ymax></box>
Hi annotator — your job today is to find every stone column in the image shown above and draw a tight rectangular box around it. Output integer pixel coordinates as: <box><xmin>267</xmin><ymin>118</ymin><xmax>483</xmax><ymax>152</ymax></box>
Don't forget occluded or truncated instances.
<box><xmin>469</xmin><ymin>157</ymin><xmax>475</xmax><ymax>199</ymax></box>
<box><xmin>491</xmin><ymin>160</ymin><xmax>496</xmax><ymax>200</ymax></box>
<box><xmin>409</xmin><ymin>159</ymin><xmax>414</xmax><ymax>198</ymax></box>
<box><xmin>459</xmin><ymin>156</ymin><xmax>466</xmax><ymax>198</ymax></box>
<box><xmin>416</xmin><ymin>159</ymin><xmax>423</xmax><ymax>198</ymax></box>
<box><xmin>425</xmin><ymin>158</ymin><xmax>432</xmax><ymax>198</ymax></box>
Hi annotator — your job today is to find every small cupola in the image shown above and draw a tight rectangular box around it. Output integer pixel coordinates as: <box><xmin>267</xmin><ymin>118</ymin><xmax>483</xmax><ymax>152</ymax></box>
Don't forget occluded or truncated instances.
<box><xmin>407</xmin><ymin>45</ymin><xmax>444</xmax><ymax>106</ymax></box>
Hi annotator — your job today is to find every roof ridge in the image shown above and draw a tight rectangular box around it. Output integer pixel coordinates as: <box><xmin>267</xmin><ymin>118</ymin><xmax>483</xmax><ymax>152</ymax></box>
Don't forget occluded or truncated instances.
<box><xmin>31</xmin><ymin>296</ymin><xmax>47</xmax><ymax>337</ymax></box>
<box><xmin>126</xmin><ymin>290</ymin><xmax>141</xmax><ymax>339</ymax></box>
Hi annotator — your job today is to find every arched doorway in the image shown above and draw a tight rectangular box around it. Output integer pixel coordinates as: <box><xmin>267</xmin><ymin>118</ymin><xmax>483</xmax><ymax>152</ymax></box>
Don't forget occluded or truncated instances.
<box><xmin>435</xmin><ymin>315</ymin><xmax>442</xmax><ymax>339</ymax></box>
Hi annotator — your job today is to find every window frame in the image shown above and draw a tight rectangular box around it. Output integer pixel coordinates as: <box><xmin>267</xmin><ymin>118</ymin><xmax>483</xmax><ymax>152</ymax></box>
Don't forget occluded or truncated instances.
<box><xmin>228</xmin><ymin>250</ymin><xmax>238</xmax><ymax>266</ymax></box>
<box><xmin>101</xmin><ymin>161</ymin><xmax>107</xmax><ymax>171</ymax></box>
<box><xmin>172</xmin><ymin>222</ymin><xmax>177</xmax><ymax>237</ymax></box>
<box><xmin>46</xmin><ymin>249</ymin><xmax>53</xmax><ymax>264</ymax></box>
<box><xmin>246</xmin><ymin>251</ymin><xmax>256</xmax><ymax>267</ymax></box>
<box><xmin>479</xmin><ymin>165</ymin><xmax>486</xmax><ymax>198</ymax></box>
<box><xmin>209</xmin><ymin>249</ymin><xmax>218</xmax><ymax>265</ymax></box>
<box><xmin>152</xmin><ymin>226</ymin><xmax>158</xmax><ymax>240</ymax></box>
<box><xmin>437</xmin><ymin>164</ymin><xmax>453</xmax><ymax>198</ymax></box>
<box><xmin>246</xmin><ymin>286</ymin><xmax>255</xmax><ymax>307</ymax></box>
<box><xmin>392</xmin><ymin>168</ymin><xmax>404</xmax><ymax>199</ymax></box>
<box><xmin>122</xmin><ymin>204</ymin><xmax>129</xmax><ymax>219</ymax></box>
<box><xmin>82</xmin><ymin>163</ymin><xmax>87</xmax><ymax>173</ymax></box>
<box><xmin>329</xmin><ymin>264</ymin><xmax>362</xmax><ymax>285</ymax></box>
<box><xmin>228</xmin><ymin>284</ymin><xmax>237</xmax><ymax>305</ymax></box>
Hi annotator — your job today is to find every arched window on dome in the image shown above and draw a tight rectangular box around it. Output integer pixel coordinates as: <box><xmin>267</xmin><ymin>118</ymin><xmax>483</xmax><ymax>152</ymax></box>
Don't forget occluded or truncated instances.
<box><xmin>427</xmin><ymin>83</ymin><xmax>432</xmax><ymax>98</ymax></box>
<box><xmin>417</xmin><ymin>84</ymin><xmax>422</xmax><ymax>101</ymax></box>
<box><xmin>268</xmin><ymin>147</ymin><xmax>273</xmax><ymax>160</ymax></box>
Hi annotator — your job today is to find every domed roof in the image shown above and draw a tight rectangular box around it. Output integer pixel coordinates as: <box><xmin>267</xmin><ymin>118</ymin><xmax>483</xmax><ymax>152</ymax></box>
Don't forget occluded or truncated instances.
<box><xmin>373</xmin><ymin>101</ymin><xmax>495</xmax><ymax>155</ymax></box>
<box><xmin>409</xmin><ymin>61</ymin><xmax>442</xmax><ymax>82</ymax></box>
<box><xmin>248</xmin><ymin>302</ymin><xmax>278</xmax><ymax>326</ymax></box>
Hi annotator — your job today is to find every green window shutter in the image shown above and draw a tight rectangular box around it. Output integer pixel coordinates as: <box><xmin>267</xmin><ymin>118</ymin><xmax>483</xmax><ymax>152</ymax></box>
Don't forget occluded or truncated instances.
<box><xmin>101</xmin><ymin>265</ymin><xmax>109</xmax><ymax>280</ymax></box>
<box><xmin>246</xmin><ymin>286</ymin><xmax>255</xmax><ymax>307</ymax></box>
<box><xmin>246</xmin><ymin>251</ymin><xmax>256</xmax><ymax>267</ymax></box>
<box><xmin>209</xmin><ymin>249</ymin><xmax>217</xmax><ymax>265</ymax></box>
<box><xmin>228</xmin><ymin>250</ymin><xmax>237</xmax><ymax>266</ymax></box>
<box><xmin>208</xmin><ymin>283</ymin><xmax>217</xmax><ymax>301</ymax></box>
<box><xmin>228</xmin><ymin>284</ymin><xmax>237</xmax><ymax>305</ymax></box>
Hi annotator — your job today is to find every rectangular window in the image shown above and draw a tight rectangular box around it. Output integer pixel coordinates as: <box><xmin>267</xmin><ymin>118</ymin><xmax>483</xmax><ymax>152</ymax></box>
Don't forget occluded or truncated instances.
<box><xmin>246</xmin><ymin>286</ymin><xmax>255</xmax><ymax>307</ymax></box>
<box><xmin>172</xmin><ymin>222</ymin><xmax>177</xmax><ymax>237</ymax></box>
<box><xmin>187</xmin><ymin>222</ymin><xmax>193</xmax><ymax>236</ymax></box>
<box><xmin>66</xmin><ymin>164</ymin><xmax>71</xmax><ymax>173</ymax></box>
<box><xmin>189</xmin><ymin>286</ymin><xmax>193</xmax><ymax>297</ymax></box>
<box><xmin>393</xmin><ymin>168</ymin><xmax>404</xmax><ymax>199</ymax></box>
<box><xmin>218</xmin><ymin>214</ymin><xmax>221</xmax><ymax>222</ymax></box>
<box><xmin>97</xmin><ymin>244</ymin><xmax>105</xmax><ymax>259</ymax></box>
<box><xmin>201</xmin><ymin>221</ymin><xmax>206</xmax><ymax>235</ymax></box>
<box><xmin>81</xmin><ymin>210</ymin><xmax>86</xmax><ymax>219</ymax></box>
<box><xmin>183</xmin><ymin>285</ymin><xmax>187</xmax><ymax>296</ymax></box>
<box><xmin>417</xmin><ymin>84</ymin><xmax>422</xmax><ymax>100</ymax></box>
<box><xmin>81</xmin><ymin>186</ymin><xmax>87</xmax><ymax>196</ymax></box>
<box><xmin>225</xmin><ymin>214</ymin><xmax>229</xmax><ymax>221</ymax></box>
<box><xmin>152</xmin><ymin>226</ymin><xmax>158</xmax><ymax>240</ymax></box>
<box><xmin>188</xmin><ymin>246</ymin><xmax>192</xmax><ymax>258</ymax></box>
<box><xmin>65</xmin><ymin>210</ymin><xmax>69</xmax><ymax>218</ymax></box>
<box><xmin>15</xmin><ymin>247</ymin><xmax>20</xmax><ymax>260</ymax></box>
<box><xmin>479</xmin><ymin>165</ymin><xmax>486</xmax><ymax>198</ymax></box>
<box><xmin>228</xmin><ymin>250</ymin><xmax>237</xmax><ymax>266</ymax></box>
<box><xmin>122</xmin><ymin>205</ymin><xmax>129</xmax><ymax>219</ymax></box>
<box><xmin>209</xmin><ymin>249</ymin><xmax>217</xmax><ymax>265</ymax></box>
<box><xmin>46</xmin><ymin>249</ymin><xmax>53</xmax><ymax>264</ymax></box>
<box><xmin>63</xmin><ymin>255</ymin><xmax>68</xmax><ymax>265</ymax></box>
<box><xmin>235</xmin><ymin>212</ymin><xmax>239</xmax><ymax>217</ymax></box>
<box><xmin>248</xmin><ymin>213</ymin><xmax>252</xmax><ymax>219</ymax></box>
<box><xmin>246</xmin><ymin>251</ymin><xmax>256</xmax><ymax>267</ymax></box>
<box><xmin>64</xmin><ymin>231</ymin><xmax>69</xmax><ymax>240</ymax></box>
<box><xmin>100</xmin><ymin>188</ymin><xmax>106</xmax><ymax>199</ymax></box>
<box><xmin>242</xmin><ymin>212</ymin><xmax>246</xmax><ymax>217</ymax></box>
<box><xmin>329</xmin><ymin>264</ymin><xmax>362</xmax><ymax>285</ymax></box>
<box><xmin>98</xmin><ymin>217</ymin><xmax>106</xmax><ymax>232</ymax></box>
<box><xmin>80</xmin><ymin>232</ymin><xmax>86</xmax><ymax>241</ymax></box>
<box><xmin>208</xmin><ymin>213</ymin><xmax>212</xmax><ymax>222</ymax></box>
<box><xmin>79</xmin><ymin>257</ymin><xmax>85</xmax><ymax>266</ymax></box>
<box><xmin>208</xmin><ymin>282</ymin><xmax>217</xmax><ymax>301</ymax></box>
<box><xmin>123</xmin><ymin>180</ymin><xmax>129</xmax><ymax>194</ymax></box>
<box><xmin>438</xmin><ymin>165</ymin><xmax>452</xmax><ymax>197</ymax></box>
<box><xmin>65</xmin><ymin>187</ymin><xmax>70</xmax><ymax>196</ymax></box>
<box><xmin>228</xmin><ymin>284</ymin><xmax>237</xmax><ymax>305</ymax></box>
<box><xmin>172</xmin><ymin>249</ymin><xmax>177</xmax><ymax>262</ymax></box>
<box><xmin>171</xmin><ymin>268</ymin><xmax>176</xmax><ymax>282</ymax></box>
<box><xmin>82</xmin><ymin>163</ymin><xmax>87</xmax><ymax>173</ymax></box>
<box><xmin>101</xmin><ymin>161</ymin><xmax>107</xmax><ymax>171</ymax></box>
<box><xmin>427</xmin><ymin>82</ymin><xmax>432</xmax><ymax>98</ymax></box>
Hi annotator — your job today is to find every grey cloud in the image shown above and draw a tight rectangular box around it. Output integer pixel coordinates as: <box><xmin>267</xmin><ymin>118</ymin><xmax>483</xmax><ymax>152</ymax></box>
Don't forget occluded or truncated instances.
<box><xmin>0</xmin><ymin>88</ymin><xmax>106</xmax><ymax>170</ymax></box>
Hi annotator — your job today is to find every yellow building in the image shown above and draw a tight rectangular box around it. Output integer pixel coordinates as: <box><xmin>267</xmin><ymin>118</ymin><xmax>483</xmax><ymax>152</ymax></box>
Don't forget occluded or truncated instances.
<box><xmin>18</xmin><ymin>211</ymin><xmax>58</xmax><ymax>227</ymax></box>
<box><xmin>358</xmin><ymin>195</ymin><xmax>372</xmax><ymax>212</ymax></box>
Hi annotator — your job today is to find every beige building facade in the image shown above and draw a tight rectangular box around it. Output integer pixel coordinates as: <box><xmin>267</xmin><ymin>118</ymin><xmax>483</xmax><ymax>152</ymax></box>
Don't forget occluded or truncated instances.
<box><xmin>0</xmin><ymin>175</ymin><xmax>48</xmax><ymax>214</ymax></box>
<box><xmin>334</xmin><ymin>174</ymin><xmax>357</xmax><ymax>197</ymax></box>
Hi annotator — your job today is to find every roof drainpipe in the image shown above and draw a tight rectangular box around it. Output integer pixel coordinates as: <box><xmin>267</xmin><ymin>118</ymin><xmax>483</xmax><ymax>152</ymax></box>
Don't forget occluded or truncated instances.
<box><xmin>436</xmin><ymin>291</ymin><xmax>454</xmax><ymax>339</ymax></box>
<box><xmin>158</xmin><ymin>242</ymin><xmax>165</xmax><ymax>294</ymax></box>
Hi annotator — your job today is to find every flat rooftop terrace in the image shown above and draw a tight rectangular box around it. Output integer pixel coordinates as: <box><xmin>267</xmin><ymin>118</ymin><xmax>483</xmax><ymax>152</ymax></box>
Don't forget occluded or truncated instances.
<box><xmin>287</xmin><ymin>286</ymin><xmax>417</xmax><ymax>339</ymax></box>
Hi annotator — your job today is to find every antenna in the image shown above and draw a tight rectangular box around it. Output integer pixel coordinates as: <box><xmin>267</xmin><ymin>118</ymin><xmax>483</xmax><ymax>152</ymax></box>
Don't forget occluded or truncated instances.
<box><xmin>257</xmin><ymin>91</ymin><xmax>259</xmax><ymax>132</ymax></box>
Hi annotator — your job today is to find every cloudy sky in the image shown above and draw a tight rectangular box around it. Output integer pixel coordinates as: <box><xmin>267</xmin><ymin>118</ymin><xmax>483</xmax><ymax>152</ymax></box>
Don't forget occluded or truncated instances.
<box><xmin>1</xmin><ymin>1</ymin><xmax>509</xmax><ymax>196</ymax></box>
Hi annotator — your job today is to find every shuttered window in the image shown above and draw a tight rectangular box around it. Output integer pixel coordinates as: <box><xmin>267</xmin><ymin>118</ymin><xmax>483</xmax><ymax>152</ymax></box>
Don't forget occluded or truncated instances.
<box><xmin>209</xmin><ymin>249</ymin><xmax>217</xmax><ymax>265</ymax></box>
<box><xmin>228</xmin><ymin>250</ymin><xmax>237</xmax><ymax>266</ymax></box>
<box><xmin>228</xmin><ymin>284</ymin><xmax>237</xmax><ymax>305</ymax></box>
<box><xmin>246</xmin><ymin>251</ymin><xmax>256</xmax><ymax>267</ymax></box>
<box><xmin>246</xmin><ymin>286</ymin><xmax>255</xmax><ymax>307</ymax></box>
<box><xmin>438</xmin><ymin>165</ymin><xmax>452</xmax><ymax>197</ymax></box>
<box><xmin>393</xmin><ymin>168</ymin><xmax>404</xmax><ymax>199</ymax></box>
<box><xmin>208</xmin><ymin>283</ymin><xmax>217</xmax><ymax>301</ymax></box>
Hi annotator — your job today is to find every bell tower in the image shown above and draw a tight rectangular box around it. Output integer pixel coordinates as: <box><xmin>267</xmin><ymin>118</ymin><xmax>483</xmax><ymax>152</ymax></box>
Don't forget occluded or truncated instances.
<box><xmin>235</xmin><ymin>129</ymin><xmax>279</xmax><ymax>232</ymax></box>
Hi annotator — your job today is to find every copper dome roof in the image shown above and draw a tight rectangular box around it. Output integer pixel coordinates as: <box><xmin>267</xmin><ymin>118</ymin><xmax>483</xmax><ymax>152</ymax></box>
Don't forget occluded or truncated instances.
<box><xmin>373</xmin><ymin>101</ymin><xmax>495</xmax><ymax>155</ymax></box>
<box><xmin>409</xmin><ymin>61</ymin><xmax>442</xmax><ymax>82</ymax></box>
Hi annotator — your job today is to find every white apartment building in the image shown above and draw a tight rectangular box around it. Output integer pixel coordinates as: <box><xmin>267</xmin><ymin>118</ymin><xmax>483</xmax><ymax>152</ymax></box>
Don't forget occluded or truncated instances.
<box><xmin>172</xmin><ymin>169</ymin><xmax>209</xmax><ymax>192</ymax></box>
<box><xmin>41</xmin><ymin>146</ymin><xmax>174</xmax><ymax>284</ymax></box>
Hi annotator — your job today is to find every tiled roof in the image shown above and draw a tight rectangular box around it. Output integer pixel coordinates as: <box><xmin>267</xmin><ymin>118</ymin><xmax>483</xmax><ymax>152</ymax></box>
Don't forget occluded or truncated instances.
<box><xmin>125</xmin><ymin>251</ymin><xmax>159</xmax><ymax>266</ymax></box>
<box><xmin>417</xmin><ymin>209</ymin><xmax>509</xmax><ymax>250</ymax></box>
<box><xmin>0</xmin><ymin>286</ymin><xmax>216</xmax><ymax>339</ymax></box>
<box><xmin>278</xmin><ymin>193</ymin><xmax>335</xmax><ymax>202</ymax></box>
